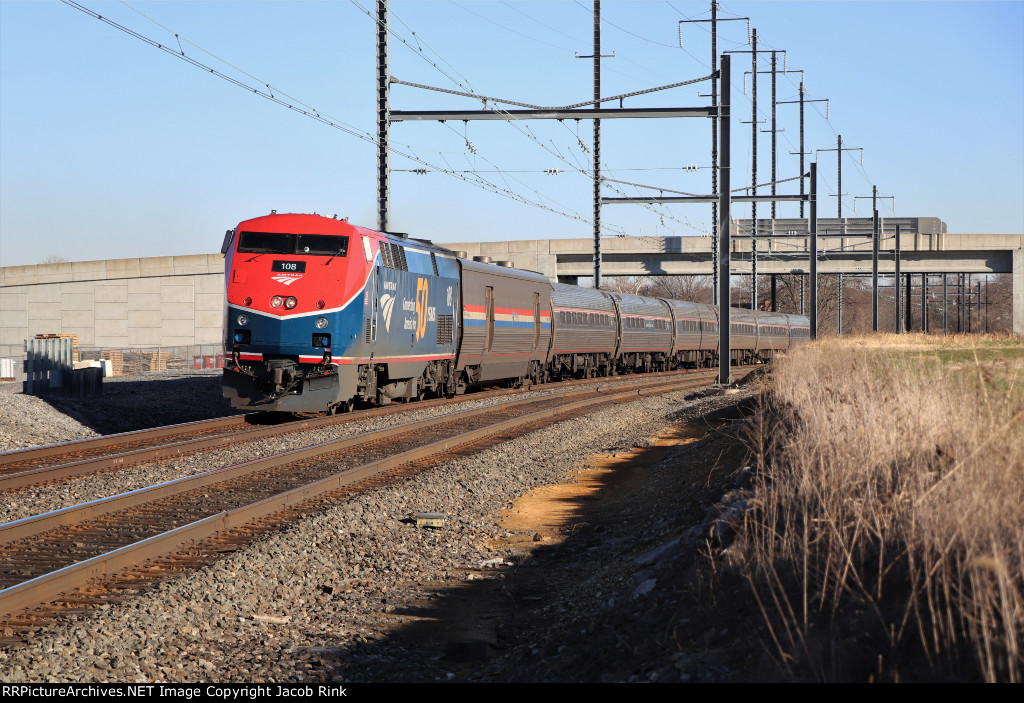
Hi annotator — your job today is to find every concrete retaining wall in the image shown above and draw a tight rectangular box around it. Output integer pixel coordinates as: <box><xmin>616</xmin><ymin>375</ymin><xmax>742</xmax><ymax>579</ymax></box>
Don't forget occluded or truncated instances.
<box><xmin>0</xmin><ymin>255</ymin><xmax>224</xmax><ymax>352</ymax></box>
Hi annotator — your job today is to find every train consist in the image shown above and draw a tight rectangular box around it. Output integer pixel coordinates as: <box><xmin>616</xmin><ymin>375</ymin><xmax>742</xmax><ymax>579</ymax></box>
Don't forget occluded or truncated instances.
<box><xmin>221</xmin><ymin>212</ymin><xmax>810</xmax><ymax>414</ymax></box>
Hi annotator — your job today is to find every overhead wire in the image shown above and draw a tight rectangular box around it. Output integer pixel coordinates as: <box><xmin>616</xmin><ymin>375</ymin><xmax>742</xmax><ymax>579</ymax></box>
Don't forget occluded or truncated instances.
<box><xmin>451</xmin><ymin>1</ymin><xmax>575</xmax><ymax>53</ymax></box>
<box><xmin>675</xmin><ymin>3</ymin><xmax>891</xmax><ymax>216</ymax></box>
<box><xmin>65</xmin><ymin>0</ymin><xmax>613</xmax><ymax>229</ymax></box>
<box><xmin>85</xmin><ymin>0</ymin><xmax>896</xmax><ymax>237</ymax></box>
<box><xmin>358</xmin><ymin>0</ymin><xmax>719</xmax><ymax>236</ymax></box>
<box><xmin>573</xmin><ymin>0</ymin><xmax>709</xmax><ymax>71</ymax></box>
<box><xmin>438</xmin><ymin>121</ymin><xmax>630</xmax><ymax>233</ymax></box>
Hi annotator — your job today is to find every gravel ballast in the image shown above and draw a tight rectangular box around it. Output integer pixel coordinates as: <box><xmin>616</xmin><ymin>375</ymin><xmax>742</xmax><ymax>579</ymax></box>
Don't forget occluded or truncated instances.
<box><xmin>0</xmin><ymin>372</ymin><xmax>759</xmax><ymax>682</ymax></box>
<box><xmin>1</xmin><ymin>373</ymin><xmax>688</xmax><ymax>523</ymax></box>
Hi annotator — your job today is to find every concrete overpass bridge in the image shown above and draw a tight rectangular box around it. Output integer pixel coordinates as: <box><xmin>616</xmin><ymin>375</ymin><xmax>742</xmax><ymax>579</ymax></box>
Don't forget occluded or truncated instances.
<box><xmin>441</xmin><ymin>218</ymin><xmax>1023</xmax><ymax>335</ymax></box>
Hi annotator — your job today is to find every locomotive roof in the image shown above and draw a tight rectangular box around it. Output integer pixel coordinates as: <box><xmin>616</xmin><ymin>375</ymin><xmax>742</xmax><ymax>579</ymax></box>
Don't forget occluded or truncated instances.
<box><xmin>458</xmin><ymin>256</ymin><xmax>550</xmax><ymax>283</ymax></box>
<box><xmin>237</xmin><ymin>212</ymin><xmax>461</xmax><ymax>259</ymax></box>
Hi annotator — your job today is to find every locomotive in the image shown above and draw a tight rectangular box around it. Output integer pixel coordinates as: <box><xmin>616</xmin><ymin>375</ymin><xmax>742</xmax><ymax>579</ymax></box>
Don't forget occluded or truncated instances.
<box><xmin>221</xmin><ymin>212</ymin><xmax>809</xmax><ymax>414</ymax></box>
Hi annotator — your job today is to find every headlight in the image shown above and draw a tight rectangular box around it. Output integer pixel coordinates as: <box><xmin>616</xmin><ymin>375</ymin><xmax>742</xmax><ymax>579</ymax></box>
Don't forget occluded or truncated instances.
<box><xmin>237</xmin><ymin>314</ymin><xmax>249</xmax><ymax>326</ymax></box>
<box><xmin>285</xmin><ymin>296</ymin><xmax>298</xmax><ymax>309</ymax></box>
<box><xmin>270</xmin><ymin>296</ymin><xmax>283</xmax><ymax>308</ymax></box>
<box><xmin>316</xmin><ymin>317</ymin><xmax>329</xmax><ymax>329</ymax></box>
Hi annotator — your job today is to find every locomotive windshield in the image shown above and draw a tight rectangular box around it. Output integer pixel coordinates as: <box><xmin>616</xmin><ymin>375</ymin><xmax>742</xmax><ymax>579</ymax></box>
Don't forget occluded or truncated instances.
<box><xmin>296</xmin><ymin>235</ymin><xmax>348</xmax><ymax>256</ymax></box>
<box><xmin>238</xmin><ymin>231</ymin><xmax>348</xmax><ymax>257</ymax></box>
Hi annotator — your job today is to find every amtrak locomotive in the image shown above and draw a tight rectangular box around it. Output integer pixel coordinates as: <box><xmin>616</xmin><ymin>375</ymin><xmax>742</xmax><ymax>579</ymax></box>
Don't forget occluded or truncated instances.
<box><xmin>221</xmin><ymin>212</ymin><xmax>809</xmax><ymax>414</ymax></box>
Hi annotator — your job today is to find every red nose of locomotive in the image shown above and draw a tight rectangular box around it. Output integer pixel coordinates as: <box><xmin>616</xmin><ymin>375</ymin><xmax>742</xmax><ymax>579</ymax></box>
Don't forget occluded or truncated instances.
<box><xmin>224</xmin><ymin>213</ymin><xmax>375</xmax><ymax>360</ymax></box>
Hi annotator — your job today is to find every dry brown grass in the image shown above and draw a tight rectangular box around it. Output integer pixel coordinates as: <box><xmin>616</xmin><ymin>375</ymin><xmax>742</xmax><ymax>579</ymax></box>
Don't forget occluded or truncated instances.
<box><xmin>736</xmin><ymin>333</ymin><xmax>1024</xmax><ymax>681</ymax></box>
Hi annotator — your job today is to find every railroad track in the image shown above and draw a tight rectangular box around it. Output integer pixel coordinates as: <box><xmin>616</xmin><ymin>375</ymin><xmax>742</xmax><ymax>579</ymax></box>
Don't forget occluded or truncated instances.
<box><xmin>0</xmin><ymin>369</ymin><xmax>740</xmax><ymax>641</ymax></box>
<box><xmin>0</xmin><ymin>367</ymin><xmax>723</xmax><ymax>493</ymax></box>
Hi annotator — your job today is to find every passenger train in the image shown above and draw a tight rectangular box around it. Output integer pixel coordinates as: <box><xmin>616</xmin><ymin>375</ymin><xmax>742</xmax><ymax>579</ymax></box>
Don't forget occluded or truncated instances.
<box><xmin>221</xmin><ymin>212</ymin><xmax>809</xmax><ymax>414</ymax></box>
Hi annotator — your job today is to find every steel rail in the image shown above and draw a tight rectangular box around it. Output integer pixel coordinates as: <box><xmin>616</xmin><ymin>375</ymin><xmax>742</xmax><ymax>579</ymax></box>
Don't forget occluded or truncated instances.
<box><xmin>0</xmin><ymin>368</ymin><xmax>714</xmax><ymax>492</ymax></box>
<box><xmin>0</xmin><ymin>372</ymin><xmax>722</xmax><ymax>620</ymax></box>
<box><xmin>0</xmin><ymin>412</ymin><xmax>375</xmax><ymax>492</ymax></box>
<box><xmin>0</xmin><ymin>374</ymin><xmax>713</xmax><ymax>546</ymax></box>
<box><xmin>0</xmin><ymin>414</ymin><xmax>251</xmax><ymax>469</ymax></box>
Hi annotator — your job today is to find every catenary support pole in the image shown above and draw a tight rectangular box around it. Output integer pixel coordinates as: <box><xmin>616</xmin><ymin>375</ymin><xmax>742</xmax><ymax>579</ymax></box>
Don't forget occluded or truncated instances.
<box><xmin>710</xmin><ymin>1</ymin><xmax>719</xmax><ymax>306</ymax></box>
<box><xmin>837</xmin><ymin>135</ymin><xmax>843</xmax><ymax>217</ymax></box>
<box><xmin>954</xmin><ymin>272</ymin><xmax>962</xmax><ymax>333</ymax></box>
<box><xmin>809</xmin><ymin>162</ymin><xmax>818</xmax><ymax>339</ymax></box>
<box><xmin>894</xmin><ymin>224</ymin><xmax>901</xmax><ymax>332</ymax></box>
<box><xmin>837</xmin><ymin>273</ymin><xmax>843</xmax><ymax>336</ymax></box>
<box><xmin>905</xmin><ymin>273</ymin><xmax>912</xmax><ymax>332</ymax></box>
<box><xmin>975</xmin><ymin>279</ymin><xmax>981</xmax><ymax>333</ymax></box>
<box><xmin>872</xmin><ymin>209</ymin><xmax>879</xmax><ymax>331</ymax></box>
<box><xmin>943</xmin><ymin>275</ymin><xmax>948</xmax><ymax>334</ymax></box>
<box><xmin>592</xmin><ymin>0</ymin><xmax>602</xmax><ymax>288</ymax></box>
<box><xmin>749</xmin><ymin>29</ymin><xmax>758</xmax><ymax>310</ymax></box>
<box><xmin>718</xmin><ymin>54</ymin><xmax>733</xmax><ymax>386</ymax></box>
<box><xmin>376</xmin><ymin>0</ymin><xmax>390</xmax><ymax>232</ymax></box>
<box><xmin>922</xmin><ymin>273</ymin><xmax>928</xmax><ymax>332</ymax></box>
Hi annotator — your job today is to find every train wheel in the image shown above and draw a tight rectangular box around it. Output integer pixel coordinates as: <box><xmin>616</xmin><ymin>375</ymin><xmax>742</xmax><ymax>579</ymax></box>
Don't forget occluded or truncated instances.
<box><xmin>329</xmin><ymin>399</ymin><xmax>354</xmax><ymax>415</ymax></box>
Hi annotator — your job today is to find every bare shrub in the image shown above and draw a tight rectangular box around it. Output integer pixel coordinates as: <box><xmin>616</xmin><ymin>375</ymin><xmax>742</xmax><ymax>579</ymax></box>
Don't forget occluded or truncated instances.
<box><xmin>736</xmin><ymin>333</ymin><xmax>1024</xmax><ymax>681</ymax></box>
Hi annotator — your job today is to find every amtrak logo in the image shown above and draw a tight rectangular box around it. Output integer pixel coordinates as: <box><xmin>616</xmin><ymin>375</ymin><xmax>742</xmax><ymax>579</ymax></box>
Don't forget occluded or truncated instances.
<box><xmin>272</xmin><ymin>274</ymin><xmax>302</xmax><ymax>285</ymax></box>
<box><xmin>380</xmin><ymin>293</ymin><xmax>396</xmax><ymax>332</ymax></box>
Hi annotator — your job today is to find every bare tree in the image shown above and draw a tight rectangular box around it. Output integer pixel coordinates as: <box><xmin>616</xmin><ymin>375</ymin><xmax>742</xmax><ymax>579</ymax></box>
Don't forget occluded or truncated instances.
<box><xmin>645</xmin><ymin>275</ymin><xmax>713</xmax><ymax>303</ymax></box>
<box><xmin>600</xmin><ymin>276</ymin><xmax>653</xmax><ymax>296</ymax></box>
<box><xmin>601</xmin><ymin>275</ymin><xmax>713</xmax><ymax>303</ymax></box>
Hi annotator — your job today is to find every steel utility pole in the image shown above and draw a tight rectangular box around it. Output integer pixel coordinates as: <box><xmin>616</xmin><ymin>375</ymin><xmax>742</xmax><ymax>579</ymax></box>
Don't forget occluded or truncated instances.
<box><xmin>922</xmin><ymin>273</ymin><xmax>928</xmax><ymax>332</ymax></box>
<box><xmin>680</xmin><ymin>5</ymin><xmax>749</xmax><ymax>305</ymax></box>
<box><xmin>837</xmin><ymin>274</ymin><xmax>843</xmax><ymax>336</ymax></box>
<box><xmin>809</xmin><ymin>161</ymin><xmax>818</xmax><ymax>338</ymax></box>
<box><xmin>855</xmin><ymin>187</ymin><xmax>895</xmax><ymax>230</ymax></box>
<box><xmin>954</xmin><ymin>272</ymin><xmax>962</xmax><ymax>333</ymax></box>
<box><xmin>592</xmin><ymin>0</ymin><xmax>602</xmax><ymax>288</ymax></box>
<box><xmin>872</xmin><ymin>208</ymin><xmax>879</xmax><ymax>331</ymax></box>
<box><xmin>943</xmin><ymin>275</ymin><xmax>948</xmax><ymax>334</ymax></box>
<box><xmin>817</xmin><ymin>135</ymin><xmax>862</xmax><ymax>218</ymax></box>
<box><xmin>376</xmin><ymin>0</ymin><xmax>390</xmax><ymax>232</ymax></box>
<box><xmin>894</xmin><ymin>224</ymin><xmax>902</xmax><ymax>332</ymax></box>
<box><xmin>851</xmin><ymin>184</ymin><xmax>895</xmax><ymax>332</ymax></box>
<box><xmin>770</xmin><ymin>51</ymin><xmax>778</xmax><ymax>221</ymax></box>
<box><xmin>749</xmin><ymin>29</ymin><xmax>759</xmax><ymax>309</ymax></box>
<box><xmin>748</xmin><ymin>50</ymin><xmax>792</xmax><ymax>316</ymax></box>
<box><xmin>717</xmin><ymin>54</ymin><xmax>732</xmax><ymax>386</ymax></box>
<box><xmin>726</xmin><ymin>30</ymin><xmax>776</xmax><ymax>310</ymax></box>
<box><xmin>710</xmin><ymin>0</ymin><xmax>718</xmax><ymax>304</ymax></box>
<box><xmin>779</xmin><ymin>76</ymin><xmax>826</xmax><ymax>219</ymax></box>
<box><xmin>747</xmin><ymin>52</ymin><xmax>791</xmax><ymax>220</ymax></box>
<box><xmin>905</xmin><ymin>272</ymin><xmax>912</xmax><ymax>332</ymax></box>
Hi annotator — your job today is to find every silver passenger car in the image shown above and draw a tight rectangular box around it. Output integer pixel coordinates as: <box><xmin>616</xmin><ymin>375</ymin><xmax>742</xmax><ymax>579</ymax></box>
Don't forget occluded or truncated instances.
<box><xmin>456</xmin><ymin>259</ymin><xmax>552</xmax><ymax>385</ymax></box>
<box><xmin>606</xmin><ymin>292</ymin><xmax>674</xmax><ymax>372</ymax></box>
<box><xmin>549</xmin><ymin>283</ymin><xmax>618</xmax><ymax>377</ymax></box>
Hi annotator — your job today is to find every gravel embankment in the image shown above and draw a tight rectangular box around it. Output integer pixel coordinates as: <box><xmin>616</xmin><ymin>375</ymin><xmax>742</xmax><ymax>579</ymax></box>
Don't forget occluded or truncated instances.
<box><xmin>1</xmin><ymin>374</ymin><xmax>673</xmax><ymax>523</ymax></box>
<box><xmin>0</xmin><ymin>376</ymin><xmax>750</xmax><ymax>683</ymax></box>
<box><xmin>0</xmin><ymin>390</ymin><xmax>98</xmax><ymax>451</ymax></box>
<box><xmin>1</xmin><ymin>372</ymin><xmax>759</xmax><ymax>682</ymax></box>
<box><xmin>0</xmin><ymin>372</ymin><xmax>232</xmax><ymax>453</ymax></box>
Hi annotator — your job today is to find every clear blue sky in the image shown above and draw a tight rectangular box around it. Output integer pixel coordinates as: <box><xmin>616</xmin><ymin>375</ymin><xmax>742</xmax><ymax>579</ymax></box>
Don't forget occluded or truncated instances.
<box><xmin>1</xmin><ymin>1</ymin><xmax>1021</xmax><ymax>268</ymax></box>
